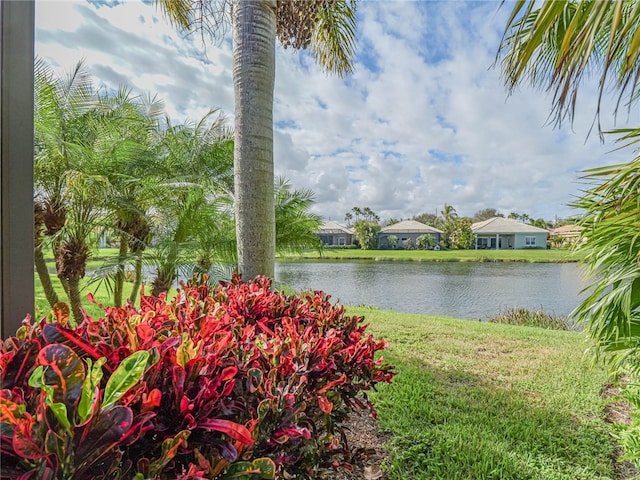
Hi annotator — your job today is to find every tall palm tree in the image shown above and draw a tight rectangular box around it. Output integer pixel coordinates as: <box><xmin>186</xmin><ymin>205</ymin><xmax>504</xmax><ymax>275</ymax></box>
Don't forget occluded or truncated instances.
<box><xmin>156</xmin><ymin>0</ymin><xmax>357</xmax><ymax>280</ymax></box>
<box><xmin>498</xmin><ymin>2</ymin><xmax>640</xmax><ymax>369</ymax></box>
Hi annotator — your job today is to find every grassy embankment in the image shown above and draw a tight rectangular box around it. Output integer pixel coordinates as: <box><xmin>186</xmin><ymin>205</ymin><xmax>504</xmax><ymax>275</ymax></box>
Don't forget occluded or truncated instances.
<box><xmin>34</xmin><ymin>248</ymin><xmax>615</xmax><ymax>478</ymax></box>
<box><xmin>352</xmin><ymin>306</ymin><xmax>615</xmax><ymax>480</ymax></box>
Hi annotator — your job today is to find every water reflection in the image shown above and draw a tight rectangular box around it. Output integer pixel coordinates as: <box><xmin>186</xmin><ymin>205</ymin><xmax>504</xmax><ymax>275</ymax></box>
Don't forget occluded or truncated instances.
<box><xmin>274</xmin><ymin>261</ymin><xmax>588</xmax><ymax>320</ymax></box>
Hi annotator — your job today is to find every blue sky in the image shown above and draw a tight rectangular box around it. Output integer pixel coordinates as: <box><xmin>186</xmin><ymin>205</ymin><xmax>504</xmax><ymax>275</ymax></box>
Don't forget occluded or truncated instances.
<box><xmin>35</xmin><ymin>0</ymin><xmax>637</xmax><ymax>223</ymax></box>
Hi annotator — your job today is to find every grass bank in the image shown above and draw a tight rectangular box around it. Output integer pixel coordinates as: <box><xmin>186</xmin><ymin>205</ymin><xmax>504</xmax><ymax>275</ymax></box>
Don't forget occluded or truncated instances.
<box><xmin>351</xmin><ymin>306</ymin><xmax>614</xmax><ymax>480</ymax></box>
<box><xmin>283</xmin><ymin>248</ymin><xmax>579</xmax><ymax>263</ymax></box>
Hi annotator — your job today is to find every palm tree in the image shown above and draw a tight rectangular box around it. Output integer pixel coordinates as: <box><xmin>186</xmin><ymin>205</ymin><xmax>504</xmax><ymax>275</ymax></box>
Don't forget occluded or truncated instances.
<box><xmin>148</xmin><ymin>112</ymin><xmax>235</xmax><ymax>296</ymax></box>
<box><xmin>351</xmin><ymin>206</ymin><xmax>363</xmax><ymax>223</ymax></box>
<box><xmin>56</xmin><ymin>171</ymin><xmax>110</xmax><ymax>323</ymax></box>
<box><xmin>91</xmin><ymin>88</ymin><xmax>165</xmax><ymax>306</ymax></box>
<box><xmin>156</xmin><ymin>0</ymin><xmax>357</xmax><ymax>280</ymax></box>
<box><xmin>33</xmin><ymin>59</ymin><xmax>97</xmax><ymax>315</ymax></box>
<box><xmin>498</xmin><ymin>2</ymin><xmax>640</xmax><ymax>370</ymax></box>
<box><xmin>441</xmin><ymin>204</ymin><xmax>457</xmax><ymax>224</ymax></box>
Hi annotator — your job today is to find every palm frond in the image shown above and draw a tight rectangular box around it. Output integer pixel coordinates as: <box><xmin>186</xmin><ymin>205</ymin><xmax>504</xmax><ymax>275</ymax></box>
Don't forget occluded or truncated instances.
<box><xmin>572</xmin><ymin>145</ymin><xmax>640</xmax><ymax>371</ymax></box>
<box><xmin>498</xmin><ymin>0</ymin><xmax>640</xmax><ymax>131</ymax></box>
<box><xmin>274</xmin><ymin>177</ymin><xmax>323</xmax><ymax>254</ymax></box>
<box><xmin>311</xmin><ymin>0</ymin><xmax>357</xmax><ymax>77</ymax></box>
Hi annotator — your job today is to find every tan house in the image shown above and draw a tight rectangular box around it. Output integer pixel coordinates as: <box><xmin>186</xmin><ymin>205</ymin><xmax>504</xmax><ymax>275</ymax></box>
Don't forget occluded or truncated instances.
<box><xmin>548</xmin><ymin>224</ymin><xmax>585</xmax><ymax>247</ymax></box>
<box><xmin>379</xmin><ymin>220</ymin><xmax>443</xmax><ymax>249</ymax></box>
<box><xmin>472</xmin><ymin>217</ymin><xmax>549</xmax><ymax>249</ymax></box>
<box><xmin>316</xmin><ymin>221</ymin><xmax>354</xmax><ymax>246</ymax></box>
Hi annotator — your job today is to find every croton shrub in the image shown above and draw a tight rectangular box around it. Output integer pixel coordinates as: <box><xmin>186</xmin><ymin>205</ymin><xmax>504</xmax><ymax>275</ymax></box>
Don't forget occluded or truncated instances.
<box><xmin>0</xmin><ymin>274</ymin><xmax>395</xmax><ymax>479</ymax></box>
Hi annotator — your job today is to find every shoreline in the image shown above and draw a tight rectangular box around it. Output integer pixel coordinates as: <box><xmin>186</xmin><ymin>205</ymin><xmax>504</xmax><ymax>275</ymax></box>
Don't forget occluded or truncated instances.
<box><xmin>279</xmin><ymin>248</ymin><xmax>581</xmax><ymax>263</ymax></box>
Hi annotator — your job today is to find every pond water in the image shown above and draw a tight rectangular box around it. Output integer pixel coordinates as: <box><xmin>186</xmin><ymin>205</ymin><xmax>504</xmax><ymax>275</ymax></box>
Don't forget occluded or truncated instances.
<box><xmin>274</xmin><ymin>260</ymin><xmax>589</xmax><ymax>320</ymax></box>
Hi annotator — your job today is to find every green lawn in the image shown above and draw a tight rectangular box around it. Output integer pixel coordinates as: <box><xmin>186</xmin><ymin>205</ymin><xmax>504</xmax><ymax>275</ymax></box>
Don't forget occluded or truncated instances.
<box><xmin>351</xmin><ymin>306</ymin><xmax>614</xmax><ymax>480</ymax></box>
<box><xmin>283</xmin><ymin>248</ymin><xmax>580</xmax><ymax>263</ymax></box>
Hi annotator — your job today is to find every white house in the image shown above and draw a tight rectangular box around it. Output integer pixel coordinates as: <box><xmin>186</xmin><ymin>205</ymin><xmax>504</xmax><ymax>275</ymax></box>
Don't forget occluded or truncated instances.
<box><xmin>471</xmin><ymin>217</ymin><xmax>548</xmax><ymax>250</ymax></box>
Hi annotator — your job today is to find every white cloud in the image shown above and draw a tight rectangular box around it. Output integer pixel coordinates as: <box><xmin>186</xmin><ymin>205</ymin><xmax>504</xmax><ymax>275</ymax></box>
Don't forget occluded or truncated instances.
<box><xmin>36</xmin><ymin>0</ymin><xmax>639</xmax><ymax>224</ymax></box>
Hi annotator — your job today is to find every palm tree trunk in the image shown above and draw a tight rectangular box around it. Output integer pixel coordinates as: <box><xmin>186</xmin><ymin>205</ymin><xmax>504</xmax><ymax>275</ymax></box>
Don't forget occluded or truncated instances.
<box><xmin>114</xmin><ymin>233</ymin><xmax>128</xmax><ymax>307</ymax></box>
<box><xmin>53</xmin><ymin>242</ymin><xmax>71</xmax><ymax>298</ymax></box>
<box><xmin>66</xmin><ymin>276</ymin><xmax>83</xmax><ymax>325</ymax></box>
<box><xmin>128</xmin><ymin>255</ymin><xmax>143</xmax><ymax>305</ymax></box>
<box><xmin>151</xmin><ymin>267</ymin><xmax>173</xmax><ymax>298</ymax></box>
<box><xmin>34</xmin><ymin>244</ymin><xmax>59</xmax><ymax>307</ymax></box>
<box><xmin>232</xmin><ymin>0</ymin><xmax>277</xmax><ymax>281</ymax></box>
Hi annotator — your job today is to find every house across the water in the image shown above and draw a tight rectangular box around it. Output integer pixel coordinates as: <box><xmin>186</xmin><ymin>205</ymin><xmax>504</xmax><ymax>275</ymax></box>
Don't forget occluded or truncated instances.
<box><xmin>378</xmin><ymin>220</ymin><xmax>443</xmax><ymax>249</ymax></box>
<box><xmin>471</xmin><ymin>217</ymin><xmax>548</xmax><ymax>249</ymax></box>
<box><xmin>316</xmin><ymin>221</ymin><xmax>354</xmax><ymax>246</ymax></box>
<box><xmin>548</xmin><ymin>224</ymin><xmax>585</xmax><ymax>246</ymax></box>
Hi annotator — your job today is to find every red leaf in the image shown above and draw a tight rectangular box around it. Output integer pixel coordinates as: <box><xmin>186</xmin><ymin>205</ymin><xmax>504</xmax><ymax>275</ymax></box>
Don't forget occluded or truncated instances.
<box><xmin>36</xmin><ymin>344</ymin><xmax>85</xmax><ymax>413</ymax></box>
<box><xmin>142</xmin><ymin>388</ymin><xmax>162</xmax><ymax>412</ymax></box>
<box><xmin>12</xmin><ymin>415</ymin><xmax>45</xmax><ymax>459</ymax></box>
<box><xmin>318</xmin><ymin>373</ymin><xmax>347</xmax><ymax>395</ymax></box>
<box><xmin>42</xmin><ymin>324</ymin><xmax>102</xmax><ymax>362</ymax></box>
<box><xmin>1</xmin><ymin>340</ymin><xmax>41</xmax><ymax>389</ymax></box>
<box><xmin>219</xmin><ymin>366</ymin><xmax>237</xmax><ymax>382</ymax></box>
<box><xmin>199</xmin><ymin>418</ymin><xmax>254</xmax><ymax>445</ymax></box>
<box><xmin>318</xmin><ymin>396</ymin><xmax>333</xmax><ymax>414</ymax></box>
<box><xmin>73</xmin><ymin>406</ymin><xmax>134</xmax><ymax>464</ymax></box>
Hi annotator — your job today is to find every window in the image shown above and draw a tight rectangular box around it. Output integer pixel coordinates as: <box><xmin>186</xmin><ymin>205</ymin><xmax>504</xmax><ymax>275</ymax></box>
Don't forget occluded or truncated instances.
<box><xmin>525</xmin><ymin>236</ymin><xmax>536</xmax><ymax>246</ymax></box>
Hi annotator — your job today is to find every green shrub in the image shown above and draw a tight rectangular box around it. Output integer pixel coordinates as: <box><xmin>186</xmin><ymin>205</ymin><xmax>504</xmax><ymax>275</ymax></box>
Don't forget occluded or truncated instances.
<box><xmin>486</xmin><ymin>307</ymin><xmax>568</xmax><ymax>330</ymax></box>
<box><xmin>0</xmin><ymin>275</ymin><xmax>395</xmax><ymax>479</ymax></box>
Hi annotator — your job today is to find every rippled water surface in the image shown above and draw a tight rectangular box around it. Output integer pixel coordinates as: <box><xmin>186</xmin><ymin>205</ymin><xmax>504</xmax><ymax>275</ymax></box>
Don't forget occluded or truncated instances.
<box><xmin>274</xmin><ymin>261</ymin><xmax>588</xmax><ymax>320</ymax></box>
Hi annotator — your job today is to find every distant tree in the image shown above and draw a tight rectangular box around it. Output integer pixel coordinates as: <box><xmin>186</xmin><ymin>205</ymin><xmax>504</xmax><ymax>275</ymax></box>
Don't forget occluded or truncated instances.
<box><xmin>532</xmin><ymin>218</ymin><xmax>550</xmax><ymax>229</ymax></box>
<box><xmin>443</xmin><ymin>218</ymin><xmax>473</xmax><ymax>249</ymax></box>
<box><xmin>353</xmin><ymin>220</ymin><xmax>380</xmax><ymax>250</ymax></box>
<box><xmin>473</xmin><ymin>208</ymin><xmax>499</xmax><ymax>222</ymax></box>
<box><xmin>382</xmin><ymin>217</ymin><xmax>400</xmax><ymax>227</ymax></box>
<box><xmin>386</xmin><ymin>234</ymin><xmax>398</xmax><ymax>249</ymax></box>
<box><xmin>549</xmin><ymin>235</ymin><xmax>566</xmax><ymax>249</ymax></box>
<box><xmin>442</xmin><ymin>204</ymin><xmax>458</xmax><ymax>225</ymax></box>
<box><xmin>555</xmin><ymin>216</ymin><xmax>581</xmax><ymax>227</ymax></box>
<box><xmin>344</xmin><ymin>212</ymin><xmax>353</xmax><ymax>227</ymax></box>
<box><xmin>508</xmin><ymin>212</ymin><xmax>520</xmax><ymax>221</ymax></box>
<box><xmin>416</xmin><ymin>234</ymin><xmax>435</xmax><ymax>250</ymax></box>
<box><xmin>352</xmin><ymin>206</ymin><xmax>363</xmax><ymax>223</ymax></box>
<box><xmin>413</xmin><ymin>212</ymin><xmax>440</xmax><ymax>227</ymax></box>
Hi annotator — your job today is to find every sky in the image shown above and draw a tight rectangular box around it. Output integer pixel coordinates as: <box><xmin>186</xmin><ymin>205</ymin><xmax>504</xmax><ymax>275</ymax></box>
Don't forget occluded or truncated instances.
<box><xmin>35</xmin><ymin>0</ymin><xmax>639</xmax><ymax>224</ymax></box>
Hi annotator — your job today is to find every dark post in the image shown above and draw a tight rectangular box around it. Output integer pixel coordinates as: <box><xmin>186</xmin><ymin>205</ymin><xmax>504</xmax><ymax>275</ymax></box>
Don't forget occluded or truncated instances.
<box><xmin>1</xmin><ymin>0</ymin><xmax>35</xmax><ymax>338</ymax></box>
